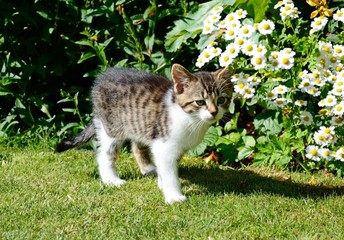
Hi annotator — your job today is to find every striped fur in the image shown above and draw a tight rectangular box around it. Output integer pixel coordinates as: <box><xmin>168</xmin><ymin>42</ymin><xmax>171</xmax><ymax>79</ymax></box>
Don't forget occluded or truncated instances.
<box><xmin>56</xmin><ymin>64</ymin><xmax>233</xmax><ymax>204</ymax></box>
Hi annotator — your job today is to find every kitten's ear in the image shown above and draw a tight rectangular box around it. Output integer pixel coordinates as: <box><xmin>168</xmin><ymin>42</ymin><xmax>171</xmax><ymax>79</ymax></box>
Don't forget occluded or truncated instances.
<box><xmin>171</xmin><ymin>64</ymin><xmax>194</xmax><ymax>94</ymax></box>
<box><xmin>213</xmin><ymin>66</ymin><xmax>231</xmax><ymax>80</ymax></box>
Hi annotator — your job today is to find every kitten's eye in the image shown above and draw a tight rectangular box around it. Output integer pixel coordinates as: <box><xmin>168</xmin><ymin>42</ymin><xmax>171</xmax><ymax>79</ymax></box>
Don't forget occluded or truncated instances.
<box><xmin>217</xmin><ymin>97</ymin><xmax>226</xmax><ymax>105</ymax></box>
<box><xmin>195</xmin><ymin>100</ymin><xmax>206</xmax><ymax>106</ymax></box>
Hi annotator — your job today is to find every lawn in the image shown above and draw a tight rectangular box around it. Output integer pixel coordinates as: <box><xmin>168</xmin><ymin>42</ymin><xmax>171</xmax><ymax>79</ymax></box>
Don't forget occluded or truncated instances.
<box><xmin>1</xmin><ymin>142</ymin><xmax>344</xmax><ymax>239</ymax></box>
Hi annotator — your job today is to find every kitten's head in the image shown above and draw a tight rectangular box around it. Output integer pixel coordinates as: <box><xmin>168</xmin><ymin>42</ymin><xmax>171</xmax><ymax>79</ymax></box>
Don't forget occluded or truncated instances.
<box><xmin>171</xmin><ymin>64</ymin><xmax>233</xmax><ymax>124</ymax></box>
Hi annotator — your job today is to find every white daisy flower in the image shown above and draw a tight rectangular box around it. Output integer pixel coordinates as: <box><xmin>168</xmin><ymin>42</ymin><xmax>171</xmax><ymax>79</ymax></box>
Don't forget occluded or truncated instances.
<box><xmin>238</xmin><ymin>24</ymin><xmax>255</xmax><ymax>39</ymax></box>
<box><xmin>241</xmin><ymin>40</ymin><xmax>257</xmax><ymax>56</ymax></box>
<box><xmin>272</xmin><ymin>85</ymin><xmax>290</xmax><ymax>95</ymax></box>
<box><xmin>225</xmin><ymin>42</ymin><xmax>240</xmax><ymax>57</ymax></box>
<box><xmin>251</xmin><ymin>54</ymin><xmax>267</xmax><ymax>70</ymax></box>
<box><xmin>318</xmin><ymin>95</ymin><xmax>337</xmax><ymax>107</ymax></box>
<box><xmin>306</xmin><ymin>145</ymin><xmax>321</xmax><ymax>161</ymax></box>
<box><xmin>298</xmin><ymin>78</ymin><xmax>312</xmax><ymax>91</ymax></box>
<box><xmin>219</xmin><ymin>50</ymin><xmax>234</xmax><ymax>67</ymax></box>
<box><xmin>234</xmin><ymin>9</ymin><xmax>248</xmax><ymax>19</ymax></box>
<box><xmin>332</xmin><ymin>101</ymin><xmax>344</xmax><ymax>116</ymax></box>
<box><xmin>295</xmin><ymin>100</ymin><xmax>308</xmax><ymax>107</ymax></box>
<box><xmin>227</xmin><ymin>19</ymin><xmax>241</xmax><ymax>30</ymax></box>
<box><xmin>234</xmin><ymin>36</ymin><xmax>246</xmax><ymax>48</ymax></box>
<box><xmin>333</xmin><ymin>8</ymin><xmax>344</xmax><ymax>23</ymax></box>
<box><xmin>305</xmin><ymin>86</ymin><xmax>321</xmax><ymax>97</ymax></box>
<box><xmin>265</xmin><ymin>91</ymin><xmax>277</xmax><ymax>101</ymax></box>
<box><xmin>314</xmin><ymin>131</ymin><xmax>329</xmax><ymax>146</ymax></box>
<box><xmin>205</xmin><ymin>14</ymin><xmax>221</xmax><ymax>25</ymax></box>
<box><xmin>202</xmin><ymin>23</ymin><xmax>215</xmax><ymax>34</ymax></box>
<box><xmin>231</xmin><ymin>72</ymin><xmax>245</xmax><ymax>83</ymax></box>
<box><xmin>224</xmin><ymin>28</ymin><xmax>239</xmax><ymax>41</ymax></box>
<box><xmin>278</xmin><ymin>53</ymin><xmax>294</xmax><ymax>69</ymax></box>
<box><xmin>333</xmin><ymin>45</ymin><xmax>344</xmax><ymax>57</ymax></box>
<box><xmin>211</xmin><ymin>6</ymin><xmax>223</xmax><ymax>15</ymax></box>
<box><xmin>334</xmin><ymin>147</ymin><xmax>344</xmax><ymax>162</ymax></box>
<box><xmin>234</xmin><ymin>79</ymin><xmax>249</xmax><ymax>95</ymax></box>
<box><xmin>247</xmin><ymin>76</ymin><xmax>261</xmax><ymax>86</ymax></box>
<box><xmin>331</xmin><ymin>85</ymin><xmax>344</xmax><ymax>97</ymax></box>
<box><xmin>331</xmin><ymin>116</ymin><xmax>344</xmax><ymax>126</ymax></box>
<box><xmin>273</xmin><ymin>97</ymin><xmax>288</xmax><ymax>108</ymax></box>
<box><xmin>319</xmin><ymin>148</ymin><xmax>332</xmax><ymax>160</ymax></box>
<box><xmin>319</xmin><ymin>41</ymin><xmax>333</xmax><ymax>54</ymax></box>
<box><xmin>242</xmin><ymin>86</ymin><xmax>256</xmax><ymax>99</ymax></box>
<box><xmin>224</xmin><ymin>13</ymin><xmax>238</xmax><ymax>23</ymax></box>
<box><xmin>310</xmin><ymin>16</ymin><xmax>328</xmax><ymax>34</ymax></box>
<box><xmin>257</xmin><ymin>19</ymin><xmax>275</xmax><ymax>35</ymax></box>
<box><xmin>299</xmin><ymin>111</ymin><xmax>313</xmax><ymax>126</ymax></box>
<box><xmin>255</xmin><ymin>45</ymin><xmax>268</xmax><ymax>55</ymax></box>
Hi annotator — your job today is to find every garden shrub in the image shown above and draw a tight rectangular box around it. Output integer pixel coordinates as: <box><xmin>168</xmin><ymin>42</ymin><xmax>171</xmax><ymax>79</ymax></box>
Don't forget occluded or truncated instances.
<box><xmin>166</xmin><ymin>0</ymin><xmax>344</xmax><ymax>175</ymax></box>
<box><xmin>0</xmin><ymin>0</ymin><xmax>204</xmax><ymax>138</ymax></box>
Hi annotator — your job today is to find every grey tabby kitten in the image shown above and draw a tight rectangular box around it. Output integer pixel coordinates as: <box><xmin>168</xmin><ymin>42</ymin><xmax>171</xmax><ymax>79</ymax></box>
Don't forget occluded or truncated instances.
<box><xmin>56</xmin><ymin>64</ymin><xmax>232</xmax><ymax>204</ymax></box>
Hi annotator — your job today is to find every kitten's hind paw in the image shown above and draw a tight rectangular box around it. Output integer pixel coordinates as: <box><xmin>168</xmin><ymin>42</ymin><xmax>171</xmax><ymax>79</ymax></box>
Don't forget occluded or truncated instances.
<box><xmin>165</xmin><ymin>194</ymin><xmax>187</xmax><ymax>204</ymax></box>
<box><xmin>103</xmin><ymin>178</ymin><xmax>127</xmax><ymax>187</ymax></box>
<box><xmin>140</xmin><ymin>164</ymin><xmax>157</xmax><ymax>176</ymax></box>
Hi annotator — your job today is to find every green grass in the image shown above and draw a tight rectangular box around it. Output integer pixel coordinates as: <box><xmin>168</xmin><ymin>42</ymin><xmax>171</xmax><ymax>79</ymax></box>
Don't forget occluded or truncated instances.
<box><xmin>1</xmin><ymin>142</ymin><xmax>344</xmax><ymax>239</ymax></box>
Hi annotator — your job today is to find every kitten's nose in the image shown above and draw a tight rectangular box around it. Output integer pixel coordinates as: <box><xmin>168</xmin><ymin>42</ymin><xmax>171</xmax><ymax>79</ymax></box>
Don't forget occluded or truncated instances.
<box><xmin>210</xmin><ymin>110</ymin><xmax>218</xmax><ymax>117</ymax></box>
<box><xmin>208</xmin><ymin>105</ymin><xmax>218</xmax><ymax>116</ymax></box>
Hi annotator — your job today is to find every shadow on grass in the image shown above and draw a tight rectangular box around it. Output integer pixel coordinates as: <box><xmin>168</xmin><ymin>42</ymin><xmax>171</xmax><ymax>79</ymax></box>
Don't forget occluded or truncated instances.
<box><xmin>179</xmin><ymin>165</ymin><xmax>344</xmax><ymax>199</ymax></box>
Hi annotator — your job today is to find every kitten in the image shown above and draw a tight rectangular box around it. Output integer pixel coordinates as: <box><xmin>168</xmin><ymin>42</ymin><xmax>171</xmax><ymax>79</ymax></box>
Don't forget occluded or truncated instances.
<box><xmin>56</xmin><ymin>64</ymin><xmax>232</xmax><ymax>204</ymax></box>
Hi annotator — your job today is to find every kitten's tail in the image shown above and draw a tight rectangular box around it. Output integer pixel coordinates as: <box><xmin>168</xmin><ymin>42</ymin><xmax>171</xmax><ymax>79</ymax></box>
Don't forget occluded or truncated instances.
<box><xmin>55</xmin><ymin>121</ymin><xmax>96</xmax><ymax>153</ymax></box>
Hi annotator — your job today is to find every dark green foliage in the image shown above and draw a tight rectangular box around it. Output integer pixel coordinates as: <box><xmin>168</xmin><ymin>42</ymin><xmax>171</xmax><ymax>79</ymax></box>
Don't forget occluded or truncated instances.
<box><xmin>0</xmin><ymin>0</ymin><xmax>205</xmax><ymax>138</ymax></box>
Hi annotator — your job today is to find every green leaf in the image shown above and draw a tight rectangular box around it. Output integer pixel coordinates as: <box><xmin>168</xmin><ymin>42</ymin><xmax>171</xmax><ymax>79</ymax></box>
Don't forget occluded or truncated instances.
<box><xmin>77</xmin><ymin>52</ymin><xmax>96</xmax><ymax>64</ymax></box>
<box><xmin>237</xmin><ymin>146</ymin><xmax>253</xmax><ymax>161</ymax></box>
<box><xmin>165</xmin><ymin>0</ymin><xmax>235</xmax><ymax>52</ymax></box>
<box><xmin>243</xmin><ymin>135</ymin><xmax>256</xmax><ymax>147</ymax></box>
<box><xmin>58</xmin><ymin>122</ymin><xmax>81</xmax><ymax>137</ymax></box>
<box><xmin>254</xmin><ymin>110</ymin><xmax>283</xmax><ymax>136</ymax></box>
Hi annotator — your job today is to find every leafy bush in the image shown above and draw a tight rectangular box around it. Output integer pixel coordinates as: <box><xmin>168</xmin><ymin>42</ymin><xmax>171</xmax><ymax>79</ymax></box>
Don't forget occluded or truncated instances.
<box><xmin>167</xmin><ymin>0</ymin><xmax>344</xmax><ymax>175</ymax></box>
<box><xmin>0</xmin><ymin>0</ymin><xmax>205</xmax><ymax>139</ymax></box>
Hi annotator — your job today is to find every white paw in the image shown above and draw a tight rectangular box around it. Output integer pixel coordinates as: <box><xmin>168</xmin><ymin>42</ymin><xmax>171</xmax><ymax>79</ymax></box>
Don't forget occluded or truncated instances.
<box><xmin>165</xmin><ymin>194</ymin><xmax>187</xmax><ymax>204</ymax></box>
<box><xmin>140</xmin><ymin>164</ymin><xmax>157</xmax><ymax>176</ymax></box>
<box><xmin>103</xmin><ymin>178</ymin><xmax>127</xmax><ymax>187</ymax></box>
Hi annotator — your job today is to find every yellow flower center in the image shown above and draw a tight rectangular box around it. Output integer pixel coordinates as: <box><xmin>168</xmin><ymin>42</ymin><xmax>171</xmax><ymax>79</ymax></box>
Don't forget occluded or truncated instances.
<box><xmin>255</xmin><ymin>58</ymin><xmax>262</xmax><ymax>65</ymax></box>
<box><xmin>324</xmin><ymin>128</ymin><xmax>331</xmax><ymax>134</ymax></box>
<box><xmin>310</xmin><ymin>149</ymin><xmax>318</xmax><ymax>156</ymax></box>
<box><xmin>223</xmin><ymin>56</ymin><xmax>230</xmax><ymax>62</ymax></box>
<box><xmin>282</xmin><ymin>58</ymin><xmax>289</xmax><ymax>64</ymax></box>
<box><xmin>324</xmin><ymin>46</ymin><xmax>331</xmax><ymax>52</ymax></box>
<box><xmin>237</xmin><ymin>39</ymin><xmax>244</xmax><ymax>45</ymax></box>
<box><xmin>267</xmin><ymin>92</ymin><xmax>274</xmax><ymax>98</ymax></box>
<box><xmin>238</xmin><ymin>83</ymin><xmax>245</xmax><ymax>89</ymax></box>
<box><xmin>263</xmin><ymin>23</ymin><xmax>270</xmax><ymax>30</ymax></box>
<box><xmin>335</xmin><ymin>117</ymin><xmax>343</xmax><ymax>124</ymax></box>
<box><xmin>228</xmin><ymin>30</ymin><xmax>235</xmax><ymax>36</ymax></box>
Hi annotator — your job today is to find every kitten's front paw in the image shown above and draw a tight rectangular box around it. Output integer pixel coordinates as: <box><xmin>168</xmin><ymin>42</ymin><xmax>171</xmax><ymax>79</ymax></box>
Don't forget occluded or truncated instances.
<box><xmin>165</xmin><ymin>194</ymin><xmax>187</xmax><ymax>204</ymax></box>
<box><xmin>103</xmin><ymin>178</ymin><xmax>127</xmax><ymax>187</ymax></box>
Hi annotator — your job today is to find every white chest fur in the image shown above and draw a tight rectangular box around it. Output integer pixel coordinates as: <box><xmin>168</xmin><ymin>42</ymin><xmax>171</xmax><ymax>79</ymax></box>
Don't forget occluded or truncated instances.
<box><xmin>164</xmin><ymin>91</ymin><xmax>210</xmax><ymax>152</ymax></box>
